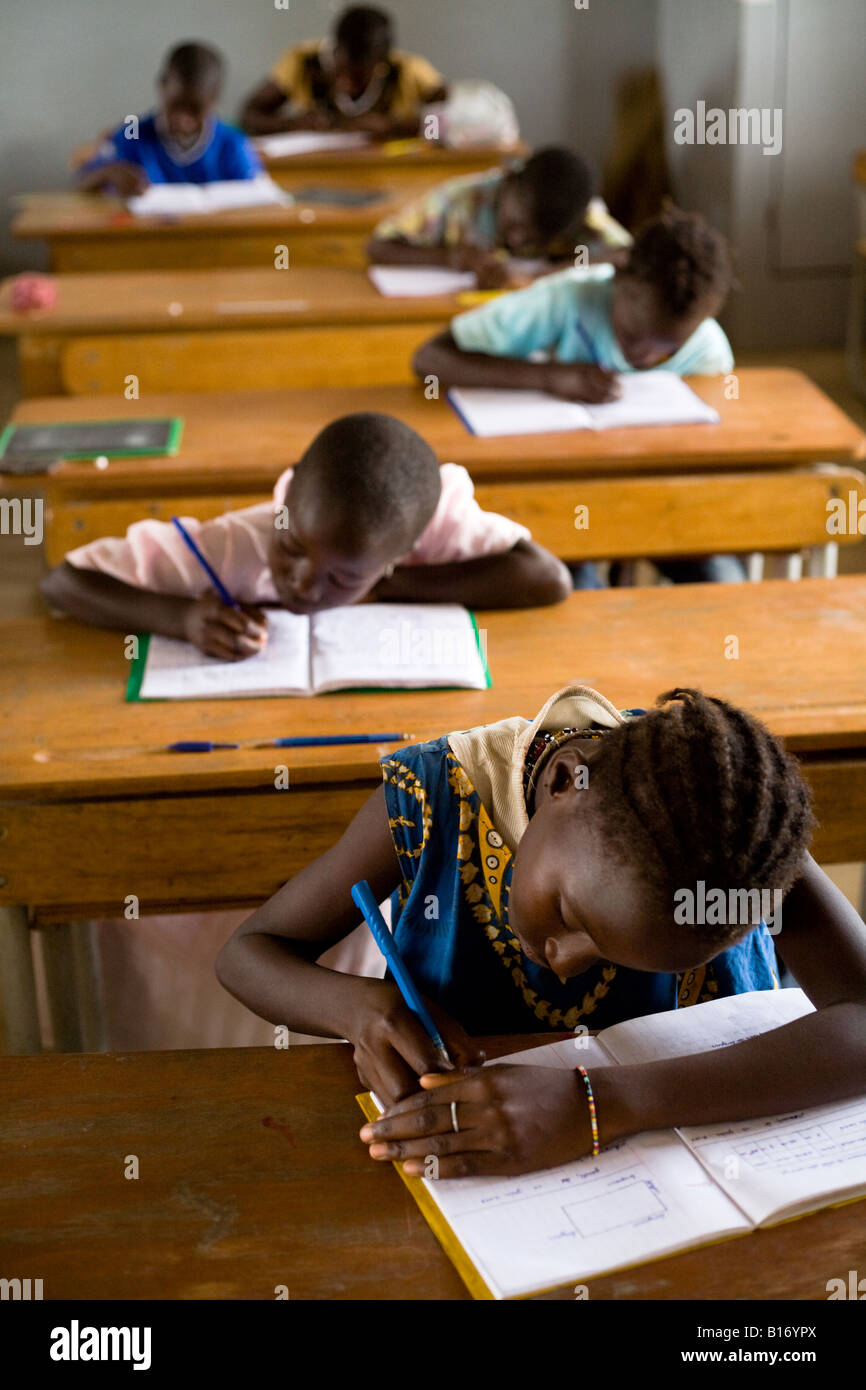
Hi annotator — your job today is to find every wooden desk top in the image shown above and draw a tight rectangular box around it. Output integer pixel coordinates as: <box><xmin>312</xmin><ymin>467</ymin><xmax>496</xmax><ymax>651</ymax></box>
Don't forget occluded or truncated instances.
<box><xmin>0</xmin><ymin>265</ymin><xmax>464</xmax><ymax>335</ymax></box>
<box><xmin>10</xmin><ymin>181</ymin><xmax>436</xmax><ymax>243</ymax></box>
<box><xmin>13</xmin><ymin>371</ymin><xmax>866</xmax><ymax>497</ymax></box>
<box><xmin>0</xmin><ymin>1036</ymin><xmax>861</xmax><ymax>1300</ymax></box>
<box><xmin>259</xmin><ymin>137</ymin><xmax>526</xmax><ymax>172</ymax></box>
<box><xmin>3</xmin><ymin>579</ymin><xmax>866</xmax><ymax>805</ymax></box>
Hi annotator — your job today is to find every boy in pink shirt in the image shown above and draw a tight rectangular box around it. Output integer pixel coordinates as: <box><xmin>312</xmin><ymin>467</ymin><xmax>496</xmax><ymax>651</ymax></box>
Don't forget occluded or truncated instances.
<box><xmin>42</xmin><ymin>412</ymin><xmax>570</xmax><ymax>650</ymax></box>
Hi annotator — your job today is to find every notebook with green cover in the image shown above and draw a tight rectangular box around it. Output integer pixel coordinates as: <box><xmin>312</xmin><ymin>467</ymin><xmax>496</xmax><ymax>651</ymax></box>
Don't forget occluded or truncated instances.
<box><xmin>126</xmin><ymin>603</ymin><xmax>491</xmax><ymax>700</ymax></box>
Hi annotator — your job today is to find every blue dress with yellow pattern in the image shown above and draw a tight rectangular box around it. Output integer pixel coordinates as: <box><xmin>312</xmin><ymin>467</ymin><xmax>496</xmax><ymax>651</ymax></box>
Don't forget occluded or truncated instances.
<box><xmin>381</xmin><ymin>736</ymin><xmax>779</xmax><ymax>1036</ymax></box>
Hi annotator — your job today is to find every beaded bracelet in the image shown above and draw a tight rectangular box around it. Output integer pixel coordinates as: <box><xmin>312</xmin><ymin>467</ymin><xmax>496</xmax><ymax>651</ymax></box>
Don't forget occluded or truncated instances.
<box><xmin>576</xmin><ymin>1064</ymin><xmax>600</xmax><ymax>1156</ymax></box>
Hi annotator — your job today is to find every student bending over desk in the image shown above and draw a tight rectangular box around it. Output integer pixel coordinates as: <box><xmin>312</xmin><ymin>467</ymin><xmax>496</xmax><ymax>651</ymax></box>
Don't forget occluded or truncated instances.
<box><xmin>41</xmin><ymin>412</ymin><xmax>571</xmax><ymax>648</ymax></box>
<box><xmin>76</xmin><ymin>42</ymin><xmax>262</xmax><ymax>197</ymax></box>
<box><xmin>241</xmin><ymin>5</ymin><xmax>446</xmax><ymax>141</ymax></box>
<box><xmin>414</xmin><ymin>206</ymin><xmax>742</xmax><ymax>586</ymax></box>
<box><xmin>367</xmin><ymin>147</ymin><xmax>631</xmax><ymax>289</ymax></box>
<box><xmin>217</xmin><ymin>685</ymin><xmax>866</xmax><ymax>1177</ymax></box>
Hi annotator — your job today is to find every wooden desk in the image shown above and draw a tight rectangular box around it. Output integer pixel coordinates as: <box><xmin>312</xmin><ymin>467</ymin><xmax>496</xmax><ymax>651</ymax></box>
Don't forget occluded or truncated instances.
<box><xmin>260</xmin><ymin>138</ymin><xmax>526</xmax><ymax>191</ymax></box>
<box><xmin>10</xmin><ymin>372</ymin><xmax>865</xmax><ymax>567</ymax></box>
<box><xmin>11</xmin><ymin>180</ymin><xmax>436</xmax><ymax>274</ymax></box>
<box><xmin>2</xmin><ymin>580</ymin><xmax>866</xmax><ymax>1053</ymax></box>
<box><xmin>0</xmin><ymin>1036</ymin><xmax>863</xmax><ymax>1300</ymax></box>
<box><xmin>0</xmin><ymin>266</ymin><xmax>463</xmax><ymax>396</ymax></box>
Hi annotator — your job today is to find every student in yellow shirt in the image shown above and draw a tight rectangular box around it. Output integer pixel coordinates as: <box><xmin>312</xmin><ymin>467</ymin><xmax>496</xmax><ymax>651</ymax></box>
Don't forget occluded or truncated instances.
<box><xmin>240</xmin><ymin>6</ymin><xmax>446</xmax><ymax>141</ymax></box>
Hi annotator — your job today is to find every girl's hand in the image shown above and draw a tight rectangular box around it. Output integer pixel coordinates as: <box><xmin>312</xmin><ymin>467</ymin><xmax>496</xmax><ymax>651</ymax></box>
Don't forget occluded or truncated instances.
<box><xmin>183</xmin><ymin>591</ymin><xmax>269</xmax><ymax>661</ymax></box>
<box><xmin>545</xmin><ymin>362</ymin><xmax>621</xmax><ymax>404</ymax></box>
<box><xmin>360</xmin><ymin>1064</ymin><xmax>594</xmax><ymax>1177</ymax></box>
<box><xmin>348</xmin><ymin>979</ymin><xmax>485</xmax><ymax>1107</ymax></box>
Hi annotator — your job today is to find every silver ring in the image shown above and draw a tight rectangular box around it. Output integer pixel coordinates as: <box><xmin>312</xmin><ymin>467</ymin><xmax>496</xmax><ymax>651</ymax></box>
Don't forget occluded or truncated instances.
<box><xmin>451</xmin><ymin>1100</ymin><xmax>460</xmax><ymax>1134</ymax></box>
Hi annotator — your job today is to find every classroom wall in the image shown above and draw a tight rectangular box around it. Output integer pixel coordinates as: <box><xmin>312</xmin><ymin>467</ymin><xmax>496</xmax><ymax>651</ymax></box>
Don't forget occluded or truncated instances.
<box><xmin>0</xmin><ymin>0</ymin><xmax>658</xmax><ymax>275</ymax></box>
<box><xmin>657</xmin><ymin>0</ymin><xmax>866</xmax><ymax>349</ymax></box>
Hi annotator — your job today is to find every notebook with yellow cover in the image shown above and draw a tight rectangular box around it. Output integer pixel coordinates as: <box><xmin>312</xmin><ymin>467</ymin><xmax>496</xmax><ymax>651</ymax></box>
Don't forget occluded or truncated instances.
<box><xmin>357</xmin><ymin>989</ymin><xmax>866</xmax><ymax>1300</ymax></box>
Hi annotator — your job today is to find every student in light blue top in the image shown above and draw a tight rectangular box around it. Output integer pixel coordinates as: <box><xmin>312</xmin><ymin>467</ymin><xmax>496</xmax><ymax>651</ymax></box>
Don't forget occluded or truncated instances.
<box><xmin>77</xmin><ymin>43</ymin><xmax>262</xmax><ymax>197</ymax></box>
<box><xmin>414</xmin><ymin>207</ymin><xmax>740</xmax><ymax>586</ymax></box>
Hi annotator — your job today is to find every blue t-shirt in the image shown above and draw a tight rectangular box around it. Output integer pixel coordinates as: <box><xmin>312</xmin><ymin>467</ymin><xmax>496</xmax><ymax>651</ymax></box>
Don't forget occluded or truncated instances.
<box><xmin>79</xmin><ymin>112</ymin><xmax>262</xmax><ymax>185</ymax></box>
<box><xmin>450</xmin><ymin>264</ymin><xmax>734</xmax><ymax>376</ymax></box>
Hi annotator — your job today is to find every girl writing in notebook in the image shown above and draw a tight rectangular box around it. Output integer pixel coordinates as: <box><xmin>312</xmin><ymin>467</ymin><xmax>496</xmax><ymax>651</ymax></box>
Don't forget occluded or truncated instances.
<box><xmin>414</xmin><ymin>206</ymin><xmax>742</xmax><ymax>586</ymax></box>
<box><xmin>41</xmin><ymin>413</ymin><xmax>571</xmax><ymax>651</ymax></box>
<box><xmin>217</xmin><ymin>686</ymin><xmax>866</xmax><ymax>1177</ymax></box>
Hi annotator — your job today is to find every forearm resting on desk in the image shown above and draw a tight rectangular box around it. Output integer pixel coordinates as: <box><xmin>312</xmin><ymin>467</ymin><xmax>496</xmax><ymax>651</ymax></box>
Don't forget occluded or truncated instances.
<box><xmin>41</xmin><ymin>562</ymin><xmax>192</xmax><ymax>639</ymax></box>
<box><xmin>372</xmin><ymin>540</ymin><xmax>572</xmax><ymax>608</ymax></box>
<box><xmin>413</xmin><ymin>331</ymin><xmax>552</xmax><ymax>391</ymax></box>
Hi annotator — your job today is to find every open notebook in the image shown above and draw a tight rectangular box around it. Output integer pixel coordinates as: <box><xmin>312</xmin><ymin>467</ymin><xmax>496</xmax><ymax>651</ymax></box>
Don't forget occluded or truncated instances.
<box><xmin>127</xmin><ymin>603</ymin><xmax>490</xmax><ymax>700</ymax></box>
<box><xmin>448</xmin><ymin>375</ymin><xmax>720</xmax><ymax>437</ymax></box>
<box><xmin>127</xmin><ymin>175</ymin><xmax>289</xmax><ymax>218</ymax></box>
<box><xmin>358</xmin><ymin>988</ymin><xmax>866</xmax><ymax>1299</ymax></box>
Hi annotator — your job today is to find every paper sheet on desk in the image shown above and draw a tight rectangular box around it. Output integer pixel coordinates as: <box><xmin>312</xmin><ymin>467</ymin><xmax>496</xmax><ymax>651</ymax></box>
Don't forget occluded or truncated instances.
<box><xmin>367</xmin><ymin>265</ymin><xmax>477</xmax><ymax>298</ymax></box>
<box><xmin>255</xmin><ymin>131</ymin><xmax>372</xmax><ymax>158</ymax></box>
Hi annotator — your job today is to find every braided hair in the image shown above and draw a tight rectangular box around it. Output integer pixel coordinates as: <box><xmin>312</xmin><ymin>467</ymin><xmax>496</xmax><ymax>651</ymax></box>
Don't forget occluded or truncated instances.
<box><xmin>589</xmin><ymin>689</ymin><xmax>814</xmax><ymax>948</ymax></box>
<box><xmin>626</xmin><ymin>207</ymin><xmax>734</xmax><ymax>319</ymax></box>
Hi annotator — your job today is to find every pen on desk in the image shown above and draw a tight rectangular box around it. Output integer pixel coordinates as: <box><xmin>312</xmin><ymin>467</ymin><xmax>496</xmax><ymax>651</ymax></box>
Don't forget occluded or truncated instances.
<box><xmin>167</xmin><ymin>741</ymin><xmax>241</xmax><ymax>753</ymax></box>
<box><xmin>164</xmin><ymin>733</ymin><xmax>414</xmax><ymax>753</ymax></box>
<box><xmin>351</xmin><ymin>879</ymin><xmax>454</xmax><ymax>1070</ymax></box>
<box><xmin>170</xmin><ymin>516</ymin><xmax>241</xmax><ymax>610</ymax></box>
<box><xmin>257</xmin><ymin>732</ymin><xmax>413</xmax><ymax>748</ymax></box>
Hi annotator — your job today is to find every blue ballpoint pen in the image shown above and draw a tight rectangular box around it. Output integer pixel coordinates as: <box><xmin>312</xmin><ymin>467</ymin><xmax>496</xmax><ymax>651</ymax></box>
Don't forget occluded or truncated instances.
<box><xmin>170</xmin><ymin>516</ymin><xmax>241</xmax><ymax>610</ymax></box>
<box><xmin>351</xmin><ymin>879</ymin><xmax>453</xmax><ymax>1069</ymax></box>
<box><xmin>266</xmin><ymin>733</ymin><xmax>411</xmax><ymax>748</ymax></box>
<box><xmin>575</xmin><ymin>319</ymin><xmax>599</xmax><ymax>366</ymax></box>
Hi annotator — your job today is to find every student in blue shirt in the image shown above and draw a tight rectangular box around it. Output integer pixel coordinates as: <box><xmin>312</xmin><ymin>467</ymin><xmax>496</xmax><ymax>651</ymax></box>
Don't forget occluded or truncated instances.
<box><xmin>414</xmin><ymin>209</ymin><xmax>741</xmax><ymax>584</ymax></box>
<box><xmin>77</xmin><ymin>43</ymin><xmax>261</xmax><ymax>196</ymax></box>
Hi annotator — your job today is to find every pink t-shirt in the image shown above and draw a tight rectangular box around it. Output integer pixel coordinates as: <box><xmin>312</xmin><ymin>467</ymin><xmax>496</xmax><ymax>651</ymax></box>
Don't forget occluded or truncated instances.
<box><xmin>65</xmin><ymin>463</ymin><xmax>530</xmax><ymax>603</ymax></box>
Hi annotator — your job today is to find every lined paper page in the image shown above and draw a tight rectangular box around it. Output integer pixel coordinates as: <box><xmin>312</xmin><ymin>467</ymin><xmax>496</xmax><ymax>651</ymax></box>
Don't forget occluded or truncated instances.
<box><xmin>367</xmin><ymin>265</ymin><xmax>477</xmax><ymax>298</ymax></box>
<box><xmin>584</xmin><ymin>372</ymin><xmax>720</xmax><ymax>429</ymax></box>
<box><xmin>138</xmin><ymin>610</ymin><xmax>310</xmax><ymax>699</ymax></box>
<box><xmin>310</xmin><ymin>603</ymin><xmax>488</xmax><ymax>692</ymax></box>
<box><xmin>448</xmin><ymin>387</ymin><xmax>593</xmax><ymax>437</ymax></box>
<box><xmin>597</xmin><ymin>989</ymin><xmax>815</xmax><ymax>1068</ymax></box>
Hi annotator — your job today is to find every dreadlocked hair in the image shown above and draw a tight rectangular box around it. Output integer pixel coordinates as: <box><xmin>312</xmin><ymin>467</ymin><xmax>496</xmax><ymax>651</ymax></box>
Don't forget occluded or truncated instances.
<box><xmin>588</xmin><ymin>689</ymin><xmax>814</xmax><ymax>948</ymax></box>
<box><xmin>627</xmin><ymin>207</ymin><xmax>733</xmax><ymax>319</ymax></box>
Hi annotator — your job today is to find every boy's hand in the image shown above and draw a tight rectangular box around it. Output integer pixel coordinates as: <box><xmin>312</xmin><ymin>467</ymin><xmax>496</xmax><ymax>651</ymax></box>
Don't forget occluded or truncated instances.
<box><xmin>360</xmin><ymin>1064</ymin><xmax>594</xmax><ymax>1177</ymax></box>
<box><xmin>100</xmin><ymin>162</ymin><xmax>151</xmax><ymax>197</ymax></box>
<box><xmin>545</xmin><ymin>362</ymin><xmax>621</xmax><ymax>404</ymax></box>
<box><xmin>349</xmin><ymin>979</ymin><xmax>485</xmax><ymax>1107</ymax></box>
<box><xmin>183</xmin><ymin>591</ymin><xmax>269</xmax><ymax>661</ymax></box>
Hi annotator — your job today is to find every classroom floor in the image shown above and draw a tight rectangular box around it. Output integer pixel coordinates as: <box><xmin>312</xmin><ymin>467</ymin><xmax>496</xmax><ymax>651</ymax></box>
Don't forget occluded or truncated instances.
<box><xmin>1</xmin><ymin>340</ymin><xmax>863</xmax><ymax>1045</ymax></box>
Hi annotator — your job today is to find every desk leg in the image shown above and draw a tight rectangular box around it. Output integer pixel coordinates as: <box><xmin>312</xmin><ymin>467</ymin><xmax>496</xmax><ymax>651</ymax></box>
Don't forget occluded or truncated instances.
<box><xmin>39</xmin><ymin>920</ymin><xmax>104</xmax><ymax>1053</ymax></box>
<box><xmin>0</xmin><ymin>906</ymin><xmax>41</xmax><ymax>1054</ymax></box>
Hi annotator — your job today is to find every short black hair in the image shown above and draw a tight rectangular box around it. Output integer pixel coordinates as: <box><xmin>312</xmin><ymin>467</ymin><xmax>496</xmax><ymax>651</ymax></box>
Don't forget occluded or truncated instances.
<box><xmin>335</xmin><ymin>6</ymin><xmax>393</xmax><ymax>61</ymax></box>
<box><xmin>626</xmin><ymin>207</ymin><xmax>733</xmax><ymax>319</ymax></box>
<box><xmin>590</xmin><ymin>688</ymin><xmax>814</xmax><ymax>950</ymax></box>
<box><xmin>162</xmin><ymin>42</ymin><xmax>224</xmax><ymax>95</ymax></box>
<box><xmin>514</xmin><ymin>147</ymin><xmax>594</xmax><ymax>242</ymax></box>
<box><xmin>289</xmin><ymin>413</ymin><xmax>441</xmax><ymax>550</ymax></box>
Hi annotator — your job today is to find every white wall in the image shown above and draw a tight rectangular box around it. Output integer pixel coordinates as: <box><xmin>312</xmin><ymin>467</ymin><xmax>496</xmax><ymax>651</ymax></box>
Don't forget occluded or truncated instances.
<box><xmin>0</xmin><ymin>0</ymin><xmax>658</xmax><ymax>274</ymax></box>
